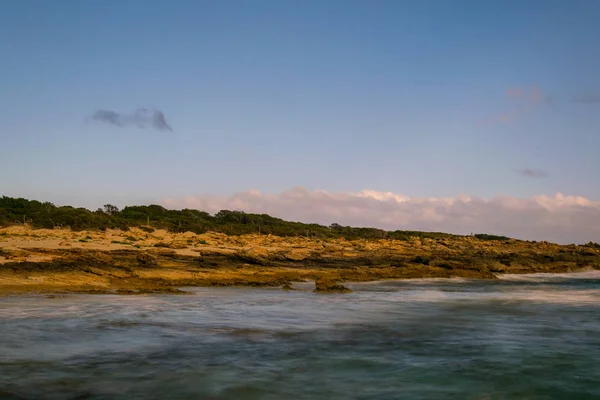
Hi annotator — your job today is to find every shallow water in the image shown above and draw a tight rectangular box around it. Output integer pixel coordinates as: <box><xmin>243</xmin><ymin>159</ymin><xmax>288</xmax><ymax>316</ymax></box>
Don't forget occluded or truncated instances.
<box><xmin>2</xmin><ymin>272</ymin><xmax>600</xmax><ymax>399</ymax></box>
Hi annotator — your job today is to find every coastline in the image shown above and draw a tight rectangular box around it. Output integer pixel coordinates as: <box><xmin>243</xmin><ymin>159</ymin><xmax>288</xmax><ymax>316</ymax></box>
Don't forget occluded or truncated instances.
<box><xmin>1</xmin><ymin>226</ymin><xmax>599</xmax><ymax>295</ymax></box>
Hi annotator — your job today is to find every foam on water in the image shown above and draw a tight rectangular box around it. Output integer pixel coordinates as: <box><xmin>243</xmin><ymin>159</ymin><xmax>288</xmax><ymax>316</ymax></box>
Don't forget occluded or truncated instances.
<box><xmin>492</xmin><ymin>288</ymin><xmax>600</xmax><ymax>304</ymax></box>
<box><xmin>496</xmin><ymin>269</ymin><xmax>600</xmax><ymax>281</ymax></box>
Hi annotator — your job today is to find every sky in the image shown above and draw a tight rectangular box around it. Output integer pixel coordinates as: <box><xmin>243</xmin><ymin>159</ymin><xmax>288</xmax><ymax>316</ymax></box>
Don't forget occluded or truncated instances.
<box><xmin>1</xmin><ymin>0</ymin><xmax>600</xmax><ymax>243</ymax></box>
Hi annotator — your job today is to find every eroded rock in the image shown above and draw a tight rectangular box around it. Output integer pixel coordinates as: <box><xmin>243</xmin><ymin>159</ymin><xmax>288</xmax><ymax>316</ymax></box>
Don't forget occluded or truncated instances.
<box><xmin>314</xmin><ymin>277</ymin><xmax>352</xmax><ymax>293</ymax></box>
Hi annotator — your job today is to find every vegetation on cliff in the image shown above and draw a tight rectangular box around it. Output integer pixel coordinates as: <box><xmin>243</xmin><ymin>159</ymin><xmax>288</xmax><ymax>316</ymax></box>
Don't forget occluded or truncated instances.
<box><xmin>2</xmin><ymin>196</ymin><xmax>600</xmax><ymax>295</ymax></box>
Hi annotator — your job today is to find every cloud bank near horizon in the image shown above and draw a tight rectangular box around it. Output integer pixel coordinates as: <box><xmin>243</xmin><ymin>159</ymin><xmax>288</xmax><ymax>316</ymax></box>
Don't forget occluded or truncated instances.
<box><xmin>161</xmin><ymin>188</ymin><xmax>600</xmax><ymax>245</ymax></box>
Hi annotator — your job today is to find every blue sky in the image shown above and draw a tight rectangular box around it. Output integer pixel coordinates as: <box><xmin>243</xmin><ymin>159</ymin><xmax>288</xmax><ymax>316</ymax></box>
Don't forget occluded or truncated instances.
<box><xmin>1</xmin><ymin>0</ymin><xmax>600</xmax><ymax>211</ymax></box>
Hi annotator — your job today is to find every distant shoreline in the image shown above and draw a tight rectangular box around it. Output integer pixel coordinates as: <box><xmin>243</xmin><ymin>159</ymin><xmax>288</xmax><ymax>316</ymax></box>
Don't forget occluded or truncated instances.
<box><xmin>1</xmin><ymin>225</ymin><xmax>599</xmax><ymax>295</ymax></box>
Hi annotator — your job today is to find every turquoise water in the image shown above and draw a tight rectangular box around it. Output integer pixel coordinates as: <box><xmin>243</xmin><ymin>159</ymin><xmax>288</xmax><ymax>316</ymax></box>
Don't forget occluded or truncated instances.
<box><xmin>1</xmin><ymin>272</ymin><xmax>600</xmax><ymax>399</ymax></box>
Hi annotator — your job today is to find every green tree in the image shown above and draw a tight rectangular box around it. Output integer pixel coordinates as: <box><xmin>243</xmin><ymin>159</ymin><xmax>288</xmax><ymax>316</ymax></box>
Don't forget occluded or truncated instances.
<box><xmin>103</xmin><ymin>204</ymin><xmax>119</xmax><ymax>215</ymax></box>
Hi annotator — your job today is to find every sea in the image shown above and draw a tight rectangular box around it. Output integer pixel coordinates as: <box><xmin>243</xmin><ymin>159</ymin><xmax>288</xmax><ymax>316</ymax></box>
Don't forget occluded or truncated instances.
<box><xmin>1</xmin><ymin>271</ymin><xmax>599</xmax><ymax>399</ymax></box>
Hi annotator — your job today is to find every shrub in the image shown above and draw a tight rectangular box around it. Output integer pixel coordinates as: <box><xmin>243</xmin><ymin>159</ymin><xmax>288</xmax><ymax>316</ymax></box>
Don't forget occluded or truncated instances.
<box><xmin>474</xmin><ymin>233</ymin><xmax>510</xmax><ymax>241</ymax></box>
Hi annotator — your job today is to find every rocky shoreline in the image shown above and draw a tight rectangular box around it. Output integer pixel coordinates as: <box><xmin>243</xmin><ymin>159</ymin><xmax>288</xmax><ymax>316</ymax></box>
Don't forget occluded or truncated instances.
<box><xmin>1</xmin><ymin>226</ymin><xmax>599</xmax><ymax>295</ymax></box>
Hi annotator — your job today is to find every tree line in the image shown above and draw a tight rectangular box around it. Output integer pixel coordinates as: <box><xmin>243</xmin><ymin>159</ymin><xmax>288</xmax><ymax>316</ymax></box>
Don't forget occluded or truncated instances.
<box><xmin>0</xmin><ymin>196</ymin><xmax>510</xmax><ymax>241</ymax></box>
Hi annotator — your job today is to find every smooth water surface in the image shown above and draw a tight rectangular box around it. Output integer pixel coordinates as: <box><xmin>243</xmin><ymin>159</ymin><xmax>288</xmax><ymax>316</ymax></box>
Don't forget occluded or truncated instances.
<box><xmin>2</xmin><ymin>272</ymin><xmax>600</xmax><ymax>399</ymax></box>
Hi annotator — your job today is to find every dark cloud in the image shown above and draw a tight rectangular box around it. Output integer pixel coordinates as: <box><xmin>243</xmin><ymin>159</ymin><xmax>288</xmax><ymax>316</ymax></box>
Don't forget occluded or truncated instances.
<box><xmin>515</xmin><ymin>168</ymin><xmax>548</xmax><ymax>178</ymax></box>
<box><xmin>572</xmin><ymin>93</ymin><xmax>600</xmax><ymax>104</ymax></box>
<box><xmin>88</xmin><ymin>109</ymin><xmax>172</xmax><ymax>131</ymax></box>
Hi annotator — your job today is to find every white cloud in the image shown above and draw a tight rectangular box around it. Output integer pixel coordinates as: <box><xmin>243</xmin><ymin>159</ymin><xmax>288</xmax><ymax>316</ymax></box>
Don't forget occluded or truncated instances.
<box><xmin>161</xmin><ymin>187</ymin><xmax>600</xmax><ymax>244</ymax></box>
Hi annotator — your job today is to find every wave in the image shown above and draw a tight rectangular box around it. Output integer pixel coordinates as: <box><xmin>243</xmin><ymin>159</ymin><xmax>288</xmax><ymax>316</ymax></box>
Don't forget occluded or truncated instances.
<box><xmin>350</xmin><ymin>277</ymin><xmax>473</xmax><ymax>287</ymax></box>
<box><xmin>373</xmin><ymin>287</ymin><xmax>600</xmax><ymax>306</ymax></box>
<box><xmin>493</xmin><ymin>289</ymin><xmax>600</xmax><ymax>305</ymax></box>
<box><xmin>496</xmin><ymin>270</ymin><xmax>600</xmax><ymax>282</ymax></box>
